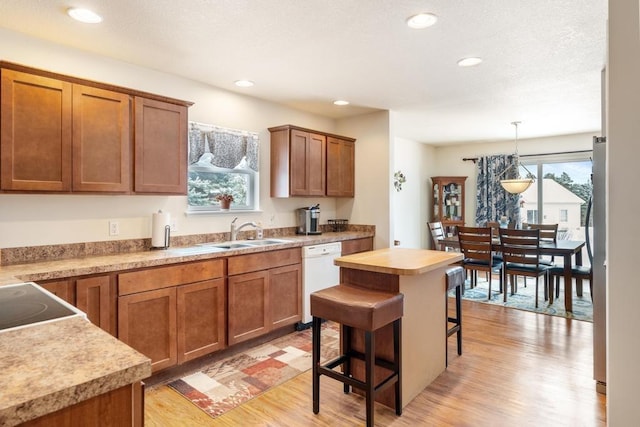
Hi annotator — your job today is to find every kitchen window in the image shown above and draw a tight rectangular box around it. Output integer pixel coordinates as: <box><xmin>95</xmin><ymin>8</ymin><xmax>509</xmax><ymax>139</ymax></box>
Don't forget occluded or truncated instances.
<box><xmin>187</xmin><ymin>122</ymin><xmax>259</xmax><ymax>212</ymax></box>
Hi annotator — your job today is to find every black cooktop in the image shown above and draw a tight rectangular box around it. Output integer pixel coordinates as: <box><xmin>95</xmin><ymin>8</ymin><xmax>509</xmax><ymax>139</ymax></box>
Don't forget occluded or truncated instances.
<box><xmin>0</xmin><ymin>282</ymin><xmax>81</xmax><ymax>332</ymax></box>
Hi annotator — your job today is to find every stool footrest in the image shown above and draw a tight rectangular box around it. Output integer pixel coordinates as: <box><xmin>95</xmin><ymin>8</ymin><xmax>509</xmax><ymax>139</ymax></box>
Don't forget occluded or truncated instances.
<box><xmin>325</xmin><ymin>349</ymin><xmax>398</xmax><ymax>373</ymax></box>
<box><xmin>317</xmin><ymin>365</ymin><xmax>399</xmax><ymax>396</ymax></box>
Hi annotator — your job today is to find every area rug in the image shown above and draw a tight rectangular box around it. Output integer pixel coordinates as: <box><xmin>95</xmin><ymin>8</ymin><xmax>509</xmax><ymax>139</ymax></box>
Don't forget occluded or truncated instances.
<box><xmin>168</xmin><ymin>322</ymin><xmax>339</xmax><ymax>419</ymax></box>
<box><xmin>452</xmin><ymin>276</ymin><xmax>593</xmax><ymax>322</ymax></box>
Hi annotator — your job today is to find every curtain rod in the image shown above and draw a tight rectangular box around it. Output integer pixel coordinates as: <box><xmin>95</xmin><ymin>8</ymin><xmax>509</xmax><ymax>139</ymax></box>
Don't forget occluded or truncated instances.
<box><xmin>462</xmin><ymin>149</ymin><xmax>593</xmax><ymax>163</ymax></box>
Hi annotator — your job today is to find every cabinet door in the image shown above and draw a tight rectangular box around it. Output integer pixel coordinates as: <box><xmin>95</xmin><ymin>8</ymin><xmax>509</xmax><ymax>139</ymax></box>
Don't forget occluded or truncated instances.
<box><xmin>118</xmin><ymin>287</ymin><xmax>177</xmax><ymax>372</ymax></box>
<box><xmin>134</xmin><ymin>97</ymin><xmax>187</xmax><ymax>194</ymax></box>
<box><xmin>177</xmin><ymin>279</ymin><xmax>226</xmax><ymax>363</ymax></box>
<box><xmin>269</xmin><ymin>264</ymin><xmax>301</xmax><ymax>329</ymax></box>
<box><xmin>326</xmin><ymin>136</ymin><xmax>355</xmax><ymax>197</ymax></box>
<box><xmin>1</xmin><ymin>69</ymin><xmax>72</xmax><ymax>191</ymax></box>
<box><xmin>72</xmin><ymin>85</ymin><xmax>131</xmax><ymax>192</ymax></box>
<box><xmin>290</xmin><ymin>130</ymin><xmax>326</xmax><ymax>196</ymax></box>
<box><xmin>76</xmin><ymin>275</ymin><xmax>114</xmax><ymax>335</ymax></box>
<box><xmin>228</xmin><ymin>270</ymin><xmax>269</xmax><ymax>345</ymax></box>
<box><xmin>40</xmin><ymin>279</ymin><xmax>75</xmax><ymax>305</ymax></box>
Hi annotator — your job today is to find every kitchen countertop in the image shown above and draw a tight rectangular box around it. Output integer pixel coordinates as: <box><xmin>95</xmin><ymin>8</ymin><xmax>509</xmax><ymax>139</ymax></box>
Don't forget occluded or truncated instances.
<box><xmin>0</xmin><ymin>231</ymin><xmax>372</xmax><ymax>425</ymax></box>
<box><xmin>335</xmin><ymin>247</ymin><xmax>462</xmax><ymax>276</ymax></box>
<box><xmin>0</xmin><ymin>317</ymin><xmax>151</xmax><ymax>426</ymax></box>
<box><xmin>0</xmin><ymin>231</ymin><xmax>374</xmax><ymax>285</ymax></box>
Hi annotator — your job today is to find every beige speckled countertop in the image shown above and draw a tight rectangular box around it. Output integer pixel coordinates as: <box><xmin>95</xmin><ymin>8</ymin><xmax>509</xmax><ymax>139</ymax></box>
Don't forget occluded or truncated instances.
<box><xmin>0</xmin><ymin>231</ymin><xmax>372</xmax><ymax>425</ymax></box>
<box><xmin>0</xmin><ymin>231</ymin><xmax>374</xmax><ymax>285</ymax></box>
<box><xmin>0</xmin><ymin>317</ymin><xmax>151</xmax><ymax>426</ymax></box>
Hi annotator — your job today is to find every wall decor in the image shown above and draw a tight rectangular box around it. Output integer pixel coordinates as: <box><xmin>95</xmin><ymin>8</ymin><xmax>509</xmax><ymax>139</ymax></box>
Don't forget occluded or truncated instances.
<box><xmin>394</xmin><ymin>170</ymin><xmax>406</xmax><ymax>192</ymax></box>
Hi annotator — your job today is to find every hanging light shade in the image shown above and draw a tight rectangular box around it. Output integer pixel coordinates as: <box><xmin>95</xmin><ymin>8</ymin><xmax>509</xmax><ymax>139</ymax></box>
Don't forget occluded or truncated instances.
<box><xmin>500</xmin><ymin>121</ymin><xmax>534</xmax><ymax>194</ymax></box>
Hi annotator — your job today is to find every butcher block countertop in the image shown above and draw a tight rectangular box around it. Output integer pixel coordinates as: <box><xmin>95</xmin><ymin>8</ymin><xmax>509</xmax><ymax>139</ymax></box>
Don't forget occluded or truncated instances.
<box><xmin>0</xmin><ymin>317</ymin><xmax>150</xmax><ymax>426</ymax></box>
<box><xmin>334</xmin><ymin>247</ymin><xmax>463</xmax><ymax>276</ymax></box>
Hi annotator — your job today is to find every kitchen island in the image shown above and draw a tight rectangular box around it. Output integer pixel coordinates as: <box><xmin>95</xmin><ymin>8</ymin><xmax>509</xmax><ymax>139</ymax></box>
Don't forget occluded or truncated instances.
<box><xmin>334</xmin><ymin>247</ymin><xmax>463</xmax><ymax>408</ymax></box>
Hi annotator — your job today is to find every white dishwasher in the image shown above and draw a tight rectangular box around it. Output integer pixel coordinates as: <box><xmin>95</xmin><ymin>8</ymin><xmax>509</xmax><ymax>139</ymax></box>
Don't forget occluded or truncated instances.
<box><xmin>299</xmin><ymin>241</ymin><xmax>342</xmax><ymax>328</ymax></box>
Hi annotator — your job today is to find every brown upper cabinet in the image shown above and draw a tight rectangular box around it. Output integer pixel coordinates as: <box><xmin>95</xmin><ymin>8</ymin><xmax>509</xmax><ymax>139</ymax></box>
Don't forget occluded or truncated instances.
<box><xmin>134</xmin><ymin>97</ymin><xmax>187</xmax><ymax>194</ymax></box>
<box><xmin>269</xmin><ymin>125</ymin><xmax>356</xmax><ymax>198</ymax></box>
<box><xmin>326</xmin><ymin>136</ymin><xmax>355</xmax><ymax>197</ymax></box>
<box><xmin>0</xmin><ymin>62</ymin><xmax>191</xmax><ymax>195</ymax></box>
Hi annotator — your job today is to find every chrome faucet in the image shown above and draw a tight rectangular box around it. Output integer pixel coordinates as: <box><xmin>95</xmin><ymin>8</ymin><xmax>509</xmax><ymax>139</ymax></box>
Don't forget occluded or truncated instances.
<box><xmin>230</xmin><ymin>217</ymin><xmax>257</xmax><ymax>241</ymax></box>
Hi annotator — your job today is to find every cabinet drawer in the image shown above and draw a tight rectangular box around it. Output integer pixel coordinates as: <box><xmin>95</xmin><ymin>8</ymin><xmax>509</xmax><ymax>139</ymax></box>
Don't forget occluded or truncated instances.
<box><xmin>228</xmin><ymin>248</ymin><xmax>301</xmax><ymax>276</ymax></box>
<box><xmin>118</xmin><ymin>259</ymin><xmax>225</xmax><ymax>296</ymax></box>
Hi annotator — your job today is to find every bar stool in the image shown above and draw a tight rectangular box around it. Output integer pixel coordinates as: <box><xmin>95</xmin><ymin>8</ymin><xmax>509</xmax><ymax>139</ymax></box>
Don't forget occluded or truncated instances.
<box><xmin>311</xmin><ymin>284</ymin><xmax>404</xmax><ymax>427</ymax></box>
<box><xmin>446</xmin><ymin>266</ymin><xmax>465</xmax><ymax>366</ymax></box>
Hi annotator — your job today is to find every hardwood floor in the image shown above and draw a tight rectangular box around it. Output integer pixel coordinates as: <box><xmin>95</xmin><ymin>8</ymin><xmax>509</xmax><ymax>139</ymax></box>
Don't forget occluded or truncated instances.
<box><xmin>145</xmin><ymin>300</ymin><xmax>606</xmax><ymax>426</ymax></box>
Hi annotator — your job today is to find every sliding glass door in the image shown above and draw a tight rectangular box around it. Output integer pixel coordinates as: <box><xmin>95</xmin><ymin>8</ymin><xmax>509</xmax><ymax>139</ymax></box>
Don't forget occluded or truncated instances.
<box><xmin>520</xmin><ymin>156</ymin><xmax>592</xmax><ymax>266</ymax></box>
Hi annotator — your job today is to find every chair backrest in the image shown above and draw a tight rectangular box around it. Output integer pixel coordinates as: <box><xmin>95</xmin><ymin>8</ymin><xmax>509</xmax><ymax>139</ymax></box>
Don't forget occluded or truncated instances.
<box><xmin>499</xmin><ymin>228</ymin><xmax>541</xmax><ymax>267</ymax></box>
<box><xmin>486</xmin><ymin>221</ymin><xmax>500</xmax><ymax>239</ymax></box>
<box><xmin>522</xmin><ymin>223</ymin><xmax>558</xmax><ymax>243</ymax></box>
<box><xmin>428</xmin><ymin>221</ymin><xmax>446</xmax><ymax>248</ymax></box>
<box><xmin>457</xmin><ymin>226</ymin><xmax>493</xmax><ymax>263</ymax></box>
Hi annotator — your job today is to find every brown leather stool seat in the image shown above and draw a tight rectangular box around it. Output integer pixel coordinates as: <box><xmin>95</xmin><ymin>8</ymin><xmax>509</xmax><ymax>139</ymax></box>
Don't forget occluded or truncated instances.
<box><xmin>311</xmin><ymin>284</ymin><xmax>404</xmax><ymax>427</ymax></box>
<box><xmin>446</xmin><ymin>266</ymin><xmax>465</xmax><ymax>365</ymax></box>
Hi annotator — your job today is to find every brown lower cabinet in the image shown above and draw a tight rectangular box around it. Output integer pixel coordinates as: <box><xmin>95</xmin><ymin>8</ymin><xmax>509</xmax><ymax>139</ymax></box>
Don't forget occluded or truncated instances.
<box><xmin>40</xmin><ymin>275</ymin><xmax>116</xmax><ymax>336</ymax></box>
<box><xmin>117</xmin><ymin>260</ymin><xmax>226</xmax><ymax>372</ymax></box>
<box><xmin>228</xmin><ymin>249</ymin><xmax>302</xmax><ymax>345</ymax></box>
<box><xmin>23</xmin><ymin>382</ymin><xmax>143</xmax><ymax>427</ymax></box>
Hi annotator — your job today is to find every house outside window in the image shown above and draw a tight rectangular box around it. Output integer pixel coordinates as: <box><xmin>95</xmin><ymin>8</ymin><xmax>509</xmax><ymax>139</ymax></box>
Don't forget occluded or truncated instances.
<box><xmin>187</xmin><ymin>122</ymin><xmax>259</xmax><ymax>212</ymax></box>
<box><xmin>560</xmin><ymin>209</ymin><xmax>568</xmax><ymax>222</ymax></box>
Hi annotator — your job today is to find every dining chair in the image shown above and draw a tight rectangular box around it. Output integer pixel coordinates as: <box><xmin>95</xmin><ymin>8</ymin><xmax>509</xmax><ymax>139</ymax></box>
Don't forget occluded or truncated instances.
<box><xmin>522</xmin><ymin>223</ymin><xmax>559</xmax><ymax>265</ymax></box>
<box><xmin>429</xmin><ymin>221</ymin><xmax>458</xmax><ymax>251</ymax></box>
<box><xmin>499</xmin><ymin>228</ymin><xmax>551</xmax><ymax>307</ymax></box>
<box><xmin>457</xmin><ymin>226</ymin><xmax>503</xmax><ymax>300</ymax></box>
<box><xmin>549</xmin><ymin>265</ymin><xmax>593</xmax><ymax>302</ymax></box>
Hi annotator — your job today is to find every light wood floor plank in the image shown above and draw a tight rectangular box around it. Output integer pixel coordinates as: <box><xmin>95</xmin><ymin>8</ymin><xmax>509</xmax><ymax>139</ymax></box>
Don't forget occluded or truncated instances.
<box><xmin>145</xmin><ymin>300</ymin><xmax>606</xmax><ymax>426</ymax></box>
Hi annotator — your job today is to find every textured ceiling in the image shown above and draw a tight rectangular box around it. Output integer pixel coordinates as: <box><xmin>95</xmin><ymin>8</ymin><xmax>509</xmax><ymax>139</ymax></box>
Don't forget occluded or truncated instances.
<box><xmin>0</xmin><ymin>0</ymin><xmax>607</xmax><ymax>144</ymax></box>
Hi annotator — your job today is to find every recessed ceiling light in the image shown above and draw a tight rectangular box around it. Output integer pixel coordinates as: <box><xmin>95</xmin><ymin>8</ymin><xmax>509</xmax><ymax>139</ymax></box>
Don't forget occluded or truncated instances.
<box><xmin>234</xmin><ymin>80</ymin><xmax>254</xmax><ymax>87</ymax></box>
<box><xmin>333</xmin><ymin>100</ymin><xmax>349</xmax><ymax>106</ymax></box>
<box><xmin>406</xmin><ymin>13</ymin><xmax>438</xmax><ymax>29</ymax></box>
<box><xmin>67</xmin><ymin>8</ymin><xmax>103</xmax><ymax>24</ymax></box>
<box><xmin>457</xmin><ymin>57</ymin><xmax>483</xmax><ymax>67</ymax></box>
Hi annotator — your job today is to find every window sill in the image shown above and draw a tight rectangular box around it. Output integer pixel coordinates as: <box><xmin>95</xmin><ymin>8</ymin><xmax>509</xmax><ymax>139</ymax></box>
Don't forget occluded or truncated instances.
<box><xmin>185</xmin><ymin>209</ymin><xmax>263</xmax><ymax>216</ymax></box>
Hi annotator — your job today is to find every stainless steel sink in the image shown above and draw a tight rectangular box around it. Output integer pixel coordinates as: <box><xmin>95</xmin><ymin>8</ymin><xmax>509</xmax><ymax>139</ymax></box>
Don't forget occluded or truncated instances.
<box><xmin>197</xmin><ymin>242</ymin><xmax>254</xmax><ymax>249</ymax></box>
<box><xmin>237</xmin><ymin>239</ymin><xmax>292</xmax><ymax>246</ymax></box>
<box><xmin>168</xmin><ymin>246</ymin><xmax>229</xmax><ymax>255</ymax></box>
<box><xmin>197</xmin><ymin>239</ymin><xmax>292</xmax><ymax>249</ymax></box>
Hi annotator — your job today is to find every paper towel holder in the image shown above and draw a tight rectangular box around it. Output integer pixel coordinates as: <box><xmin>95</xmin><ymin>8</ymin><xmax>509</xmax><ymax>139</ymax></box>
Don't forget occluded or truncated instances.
<box><xmin>151</xmin><ymin>210</ymin><xmax>171</xmax><ymax>250</ymax></box>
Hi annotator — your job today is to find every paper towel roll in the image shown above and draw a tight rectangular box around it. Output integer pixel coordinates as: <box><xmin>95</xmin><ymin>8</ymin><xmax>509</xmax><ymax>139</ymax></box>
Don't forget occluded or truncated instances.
<box><xmin>151</xmin><ymin>210</ymin><xmax>171</xmax><ymax>248</ymax></box>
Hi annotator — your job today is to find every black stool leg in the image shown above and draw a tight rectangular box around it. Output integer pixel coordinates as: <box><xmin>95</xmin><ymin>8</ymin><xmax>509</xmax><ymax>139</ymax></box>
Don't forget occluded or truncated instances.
<box><xmin>312</xmin><ymin>316</ymin><xmax>321</xmax><ymax>414</ymax></box>
<box><xmin>394</xmin><ymin>318</ymin><xmax>402</xmax><ymax>415</ymax></box>
<box><xmin>456</xmin><ymin>285</ymin><xmax>462</xmax><ymax>355</ymax></box>
<box><xmin>342</xmin><ymin>324</ymin><xmax>351</xmax><ymax>394</ymax></box>
<box><xmin>365</xmin><ymin>330</ymin><xmax>374</xmax><ymax>427</ymax></box>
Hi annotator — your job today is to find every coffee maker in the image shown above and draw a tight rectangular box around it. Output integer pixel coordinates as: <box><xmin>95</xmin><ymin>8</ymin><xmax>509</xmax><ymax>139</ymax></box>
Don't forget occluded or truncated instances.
<box><xmin>296</xmin><ymin>204</ymin><xmax>322</xmax><ymax>235</ymax></box>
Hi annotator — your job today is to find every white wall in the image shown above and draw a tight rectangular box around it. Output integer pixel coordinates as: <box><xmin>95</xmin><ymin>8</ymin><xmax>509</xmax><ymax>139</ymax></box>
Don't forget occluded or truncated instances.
<box><xmin>392</xmin><ymin>136</ymin><xmax>437</xmax><ymax>249</ymax></box>
<box><xmin>0</xmin><ymin>29</ymin><xmax>344</xmax><ymax>248</ymax></box>
<box><xmin>335</xmin><ymin>111</ymin><xmax>391</xmax><ymax>249</ymax></box>
<box><xmin>431</xmin><ymin>132</ymin><xmax>593</xmax><ymax>226</ymax></box>
<box><xmin>607</xmin><ymin>0</ymin><xmax>640</xmax><ymax>423</ymax></box>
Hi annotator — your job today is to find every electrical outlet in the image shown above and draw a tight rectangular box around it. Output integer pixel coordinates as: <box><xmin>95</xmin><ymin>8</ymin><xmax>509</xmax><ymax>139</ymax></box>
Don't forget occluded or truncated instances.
<box><xmin>109</xmin><ymin>220</ymin><xmax>120</xmax><ymax>236</ymax></box>
<box><xmin>171</xmin><ymin>220</ymin><xmax>177</xmax><ymax>232</ymax></box>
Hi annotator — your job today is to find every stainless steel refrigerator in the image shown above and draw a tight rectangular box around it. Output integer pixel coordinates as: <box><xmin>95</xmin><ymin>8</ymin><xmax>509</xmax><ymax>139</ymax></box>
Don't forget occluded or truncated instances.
<box><xmin>591</xmin><ymin>68</ymin><xmax>606</xmax><ymax>393</ymax></box>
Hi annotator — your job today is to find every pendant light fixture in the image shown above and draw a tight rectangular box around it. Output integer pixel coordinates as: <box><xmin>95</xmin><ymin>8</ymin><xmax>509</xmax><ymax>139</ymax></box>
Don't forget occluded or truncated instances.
<box><xmin>499</xmin><ymin>121</ymin><xmax>535</xmax><ymax>194</ymax></box>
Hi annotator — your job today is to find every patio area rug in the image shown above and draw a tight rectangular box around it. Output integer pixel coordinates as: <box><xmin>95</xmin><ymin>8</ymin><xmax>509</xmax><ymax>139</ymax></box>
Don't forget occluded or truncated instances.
<box><xmin>453</xmin><ymin>276</ymin><xmax>593</xmax><ymax>322</ymax></box>
<box><xmin>167</xmin><ymin>322</ymin><xmax>339</xmax><ymax>419</ymax></box>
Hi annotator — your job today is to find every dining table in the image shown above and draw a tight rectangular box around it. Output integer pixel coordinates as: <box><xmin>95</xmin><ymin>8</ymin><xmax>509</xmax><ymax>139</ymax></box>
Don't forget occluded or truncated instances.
<box><xmin>438</xmin><ymin>236</ymin><xmax>586</xmax><ymax>312</ymax></box>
